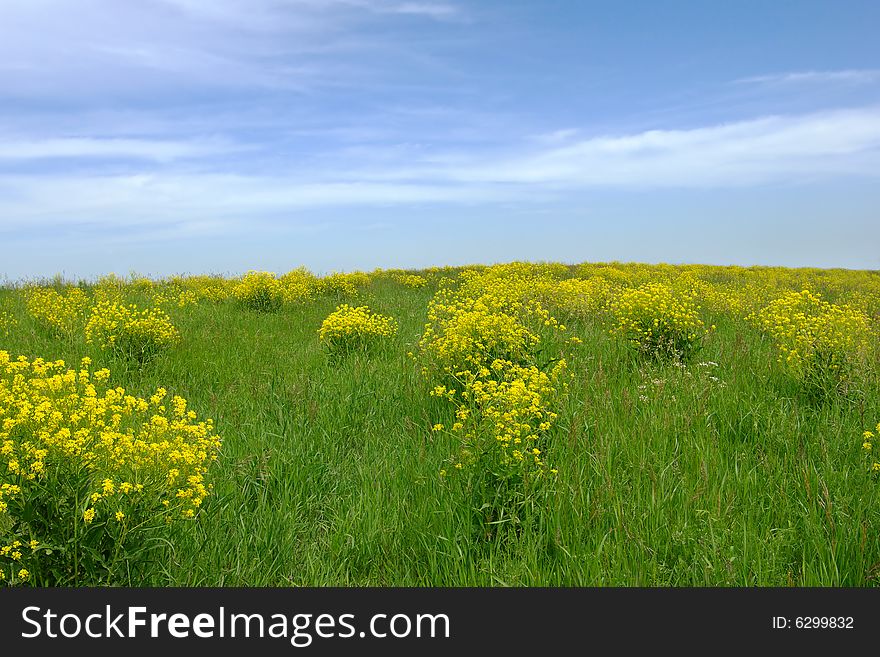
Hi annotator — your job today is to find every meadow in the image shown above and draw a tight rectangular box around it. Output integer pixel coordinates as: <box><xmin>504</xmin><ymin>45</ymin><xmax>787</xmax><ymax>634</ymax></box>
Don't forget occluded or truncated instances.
<box><xmin>1</xmin><ymin>262</ymin><xmax>879</xmax><ymax>586</ymax></box>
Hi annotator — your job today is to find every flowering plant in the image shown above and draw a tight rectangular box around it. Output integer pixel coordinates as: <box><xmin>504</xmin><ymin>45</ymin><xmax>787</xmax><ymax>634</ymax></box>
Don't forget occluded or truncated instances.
<box><xmin>0</xmin><ymin>352</ymin><xmax>221</xmax><ymax>585</ymax></box>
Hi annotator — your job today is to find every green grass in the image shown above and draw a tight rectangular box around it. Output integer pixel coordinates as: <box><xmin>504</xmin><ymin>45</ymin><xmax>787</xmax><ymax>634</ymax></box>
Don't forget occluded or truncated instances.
<box><xmin>1</xmin><ymin>275</ymin><xmax>879</xmax><ymax>586</ymax></box>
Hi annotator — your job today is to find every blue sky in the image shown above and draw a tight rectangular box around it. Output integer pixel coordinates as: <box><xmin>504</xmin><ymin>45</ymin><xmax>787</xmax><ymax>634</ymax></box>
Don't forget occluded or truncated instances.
<box><xmin>1</xmin><ymin>0</ymin><xmax>879</xmax><ymax>279</ymax></box>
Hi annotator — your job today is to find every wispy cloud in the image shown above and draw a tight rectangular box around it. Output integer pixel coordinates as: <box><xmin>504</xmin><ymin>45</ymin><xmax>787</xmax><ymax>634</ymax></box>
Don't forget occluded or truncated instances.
<box><xmin>734</xmin><ymin>69</ymin><xmax>880</xmax><ymax>86</ymax></box>
<box><xmin>0</xmin><ymin>137</ymin><xmax>245</xmax><ymax>162</ymax></box>
<box><xmin>529</xmin><ymin>128</ymin><xmax>580</xmax><ymax>145</ymax></box>
<box><xmin>158</xmin><ymin>0</ymin><xmax>461</xmax><ymax>26</ymax></box>
<box><xmin>366</xmin><ymin>106</ymin><xmax>880</xmax><ymax>188</ymax></box>
<box><xmin>1</xmin><ymin>106</ymin><xmax>878</xmax><ymax>242</ymax></box>
<box><xmin>0</xmin><ymin>173</ymin><xmax>519</xmax><ymax>235</ymax></box>
<box><xmin>381</xmin><ymin>2</ymin><xmax>460</xmax><ymax>19</ymax></box>
<box><xmin>0</xmin><ymin>0</ymin><xmax>466</xmax><ymax>98</ymax></box>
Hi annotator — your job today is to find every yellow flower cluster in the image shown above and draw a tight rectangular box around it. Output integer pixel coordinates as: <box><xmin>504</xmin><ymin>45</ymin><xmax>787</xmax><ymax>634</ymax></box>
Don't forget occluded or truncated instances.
<box><xmin>0</xmin><ymin>536</ymin><xmax>38</xmax><ymax>584</ymax></box>
<box><xmin>863</xmin><ymin>423</ymin><xmax>880</xmax><ymax>474</ymax></box>
<box><xmin>157</xmin><ymin>268</ymin><xmax>380</xmax><ymax>312</ymax></box>
<box><xmin>130</xmin><ymin>276</ymin><xmax>155</xmax><ymax>292</ymax></box>
<box><xmin>421</xmin><ymin>294</ymin><xmax>539</xmax><ymax>372</ymax></box>
<box><xmin>0</xmin><ymin>311</ymin><xmax>16</xmax><ymax>337</ymax></box>
<box><xmin>566</xmin><ymin>262</ymin><xmax>880</xmax><ymax>321</ymax></box>
<box><xmin>95</xmin><ymin>272</ymin><xmax>127</xmax><ymax>288</ymax></box>
<box><xmin>0</xmin><ymin>352</ymin><xmax>221</xmax><ymax>584</ymax></box>
<box><xmin>436</xmin><ymin>359</ymin><xmax>567</xmax><ymax>480</ymax></box>
<box><xmin>317</xmin><ymin>272</ymin><xmax>369</xmax><ymax>296</ymax></box>
<box><xmin>92</xmin><ymin>274</ymin><xmax>129</xmax><ymax>304</ymax></box>
<box><xmin>149</xmin><ymin>286</ymin><xmax>199</xmax><ymax>310</ymax></box>
<box><xmin>394</xmin><ymin>274</ymin><xmax>428</xmax><ymax>289</ymax></box>
<box><xmin>420</xmin><ymin>265</ymin><xmax>571</xmax><ymax>508</ymax></box>
<box><xmin>233</xmin><ymin>271</ymin><xmax>286</xmax><ymax>312</ymax></box>
<box><xmin>576</xmin><ymin>263</ymin><xmax>637</xmax><ymax>287</ymax></box>
<box><xmin>420</xmin><ymin>267</ymin><xmax>565</xmax><ymax>374</ymax></box>
<box><xmin>752</xmin><ymin>289</ymin><xmax>871</xmax><ymax>383</ymax></box>
<box><xmin>231</xmin><ymin>269</ymin><xmax>322</xmax><ymax>309</ymax></box>
<box><xmin>538</xmin><ymin>276</ymin><xmax>613</xmax><ymax>319</ymax></box>
<box><xmin>181</xmin><ymin>275</ymin><xmax>233</xmax><ymax>303</ymax></box>
<box><xmin>24</xmin><ymin>287</ymin><xmax>89</xmax><ymax>335</ymax></box>
<box><xmin>611</xmin><ymin>282</ymin><xmax>708</xmax><ymax>359</ymax></box>
<box><xmin>85</xmin><ymin>300</ymin><xmax>180</xmax><ymax>361</ymax></box>
<box><xmin>280</xmin><ymin>267</ymin><xmax>318</xmax><ymax>304</ymax></box>
<box><xmin>177</xmin><ymin>290</ymin><xmax>199</xmax><ymax>307</ymax></box>
<box><xmin>318</xmin><ymin>304</ymin><xmax>398</xmax><ymax>352</ymax></box>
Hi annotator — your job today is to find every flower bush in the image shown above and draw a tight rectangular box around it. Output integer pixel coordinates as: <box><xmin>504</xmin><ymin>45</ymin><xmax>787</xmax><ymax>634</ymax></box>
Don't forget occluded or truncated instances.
<box><xmin>130</xmin><ymin>276</ymin><xmax>155</xmax><ymax>292</ymax></box>
<box><xmin>24</xmin><ymin>287</ymin><xmax>89</xmax><ymax>336</ymax></box>
<box><xmin>419</xmin><ymin>265</ymin><xmax>572</xmax><ymax>534</ymax></box>
<box><xmin>395</xmin><ymin>274</ymin><xmax>428</xmax><ymax>289</ymax></box>
<box><xmin>151</xmin><ymin>287</ymin><xmax>199</xmax><ymax>310</ymax></box>
<box><xmin>435</xmin><ymin>359</ymin><xmax>567</xmax><ymax>523</ymax></box>
<box><xmin>611</xmin><ymin>282</ymin><xmax>708</xmax><ymax>360</ymax></box>
<box><xmin>318</xmin><ymin>305</ymin><xmax>398</xmax><ymax>353</ymax></box>
<box><xmin>753</xmin><ymin>289</ymin><xmax>871</xmax><ymax>393</ymax></box>
<box><xmin>233</xmin><ymin>271</ymin><xmax>285</xmax><ymax>312</ymax></box>
<box><xmin>419</xmin><ymin>269</ymin><xmax>565</xmax><ymax>376</ymax></box>
<box><xmin>423</xmin><ymin>303</ymin><xmax>540</xmax><ymax>373</ymax></box>
<box><xmin>538</xmin><ymin>276</ymin><xmax>613</xmax><ymax>319</ymax></box>
<box><xmin>0</xmin><ymin>352</ymin><xmax>221</xmax><ymax>585</ymax></box>
<box><xmin>317</xmin><ymin>272</ymin><xmax>369</xmax><ymax>297</ymax></box>
<box><xmin>93</xmin><ymin>274</ymin><xmax>128</xmax><ymax>304</ymax></box>
<box><xmin>85</xmin><ymin>301</ymin><xmax>180</xmax><ymax>362</ymax></box>
<box><xmin>183</xmin><ymin>275</ymin><xmax>233</xmax><ymax>304</ymax></box>
<box><xmin>280</xmin><ymin>268</ymin><xmax>318</xmax><ymax>304</ymax></box>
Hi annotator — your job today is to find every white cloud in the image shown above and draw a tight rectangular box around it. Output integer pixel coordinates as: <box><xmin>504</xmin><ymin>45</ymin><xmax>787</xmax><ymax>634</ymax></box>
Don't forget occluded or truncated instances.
<box><xmin>157</xmin><ymin>0</ymin><xmax>460</xmax><ymax>25</ymax></box>
<box><xmin>1</xmin><ymin>107</ymin><xmax>879</xmax><ymax>238</ymax></box>
<box><xmin>384</xmin><ymin>2</ymin><xmax>460</xmax><ymax>19</ymax></box>
<box><xmin>0</xmin><ymin>107</ymin><xmax>880</xmax><ymax>240</ymax></box>
<box><xmin>0</xmin><ymin>137</ymin><xmax>244</xmax><ymax>161</ymax></box>
<box><xmin>529</xmin><ymin>128</ymin><xmax>580</xmax><ymax>145</ymax></box>
<box><xmin>0</xmin><ymin>0</ymin><xmax>464</xmax><ymax>98</ymax></box>
<box><xmin>381</xmin><ymin>106</ymin><xmax>880</xmax><ymax>188</ymax></box>
<box><xmin>734</xmin><ymin>69</ymin><xmax>880</xmax><ymax>86</ymax></box>
<box><xmin>0</xmin><ymin>173</ymin><xmax>519</xmax><ymax>233</ymax></box>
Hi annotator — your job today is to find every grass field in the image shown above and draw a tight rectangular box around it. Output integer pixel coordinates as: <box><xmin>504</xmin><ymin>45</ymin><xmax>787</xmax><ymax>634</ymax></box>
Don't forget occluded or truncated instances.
<box><xmin>1</xmin><ymin>262</ymin><xmax>879</xmax><ymax>586</ymax></box>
